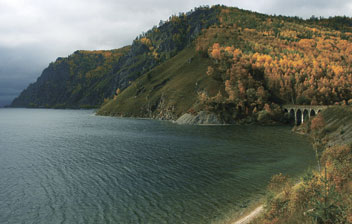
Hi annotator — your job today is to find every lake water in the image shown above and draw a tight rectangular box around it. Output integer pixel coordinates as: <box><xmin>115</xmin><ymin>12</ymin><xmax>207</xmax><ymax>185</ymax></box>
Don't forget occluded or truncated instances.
<box><xmin>0</xmin><ymin>109</ymin><xmax>315</xmax><ymax>223</ymax></box>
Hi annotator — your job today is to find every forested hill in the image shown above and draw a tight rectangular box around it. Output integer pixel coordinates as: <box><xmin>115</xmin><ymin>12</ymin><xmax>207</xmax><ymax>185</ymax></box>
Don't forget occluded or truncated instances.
<box><xmin>11</xmin><ymin>48</ymin><xmax>130</xmax><ymax>108</ymax></box>
<box><xmin>12</xmin><ymin>5</ymin><xmax>352</xmax><ymax>123</ymax></box>
<box><xmin>98</xmin><ymin>6</ymin><xmax>352</xmax><ymax>123</ymax></box>
<box><xmin>11</xmin><ymin>6</ymin><xmax>219</xmax><ymax>108</ymax></box>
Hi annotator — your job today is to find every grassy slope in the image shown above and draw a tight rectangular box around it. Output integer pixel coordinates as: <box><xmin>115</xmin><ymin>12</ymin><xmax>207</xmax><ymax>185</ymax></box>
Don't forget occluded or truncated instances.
<box><xmin>319</xmin><ymin>106</ymin><xmax>352</xmax><ymax>147</ymax></box>
<box><xmin>97</xmin><ymin>45</ymin><xmax>223</xmax><ymax>119</ymax></box>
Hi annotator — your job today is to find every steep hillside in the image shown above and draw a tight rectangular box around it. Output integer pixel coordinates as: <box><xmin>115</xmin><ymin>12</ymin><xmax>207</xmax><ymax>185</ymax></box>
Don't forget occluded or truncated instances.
<box><xmin>315</xmin><ymin>106</ymin><xmax>352</xmax><ymax>147</ymax></box>
<box><xmin>97</xmin><ymin>45</ymin><xmax>225</xmax><ymax>120</ymax></box>
<box><xmin>11</xmin><ymin>6</ymin><xmax>219</xmax><ymax>108</ymax></box>
<box><xmin>99</xmin><ymin>6</ymin><xmax>352</xmax><ymax>123</ymax></box>
<box><xmin>11</xmin><ymin>47</ymin><xmax>130</xmax><ymax>108</ymax></box>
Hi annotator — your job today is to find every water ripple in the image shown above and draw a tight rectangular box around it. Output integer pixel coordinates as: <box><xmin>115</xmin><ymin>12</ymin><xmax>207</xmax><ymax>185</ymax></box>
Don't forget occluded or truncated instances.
<box><xmin>0</xmin><ymin>109</ymin><xmax>315</xmax><ymax>224</ymax></box>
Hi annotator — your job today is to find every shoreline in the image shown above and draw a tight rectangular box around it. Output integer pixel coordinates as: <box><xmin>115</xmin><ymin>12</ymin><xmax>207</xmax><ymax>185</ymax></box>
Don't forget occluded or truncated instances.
<box><xmin>231</xmin><ymin>106</ymin><xmax>352</xmax><ymax>223</ymax></box>
<box><xmin>229</xmin><ymin>125</ymin><xmax>315</xmax><ymax>224</ymax></box>
<box><xmin>233</xmin><ymin>205</ymin><xmax>264</xmax><ymax>224</ymax></box>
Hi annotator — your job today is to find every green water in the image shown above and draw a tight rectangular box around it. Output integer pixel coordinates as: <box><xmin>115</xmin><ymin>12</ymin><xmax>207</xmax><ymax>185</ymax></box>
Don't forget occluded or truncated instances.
<box><xmin>0</xmin><ymin>108</ymin><xmax>315</xmax><ymax>223</ymax></box>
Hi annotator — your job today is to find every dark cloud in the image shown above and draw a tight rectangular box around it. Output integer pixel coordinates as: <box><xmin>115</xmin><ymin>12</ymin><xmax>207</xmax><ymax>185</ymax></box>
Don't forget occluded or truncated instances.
<box><xmin>0</xmin><ymin>0</ymin><xmax>351</xmax><ymax>107</ymax></box>
<box><xmin>0</xmin><ymin>83</ymin><xmax>24</xmax><ymax>106</ymax></box>
<box><xmin>0</xmin><ymin>46</ymin><xmax>45</xmax><ymax>106</ymax></box>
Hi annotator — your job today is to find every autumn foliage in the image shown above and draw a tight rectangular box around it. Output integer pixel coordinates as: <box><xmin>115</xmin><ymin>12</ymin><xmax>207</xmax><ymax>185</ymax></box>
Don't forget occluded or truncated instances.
<box><xmin>195</xmin><ymin>7</ymin><xmax>352</xmax><ymax>121</ymax></box>
<box><xmin>311</xmin><ymin>114</ymin><xmax>325</xmax><ymax>131</ymax></box>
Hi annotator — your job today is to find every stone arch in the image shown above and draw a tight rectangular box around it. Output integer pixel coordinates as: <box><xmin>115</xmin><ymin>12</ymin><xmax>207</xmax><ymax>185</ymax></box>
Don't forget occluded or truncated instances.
<box><xmin>310</xmin><ymin>109</ymin><xmax>316</xmax><ymax>117</ymax></box>
<box><xmin>283</xmin><ymin>109</ymin><xmax>289</xmax><ymax>122</ymax></box>
<box><xmin>289</xmin><ymin>109</ymin><xmax>295</xmax><ymax>124</ymax></box>
<box><xmin>296</xmin><ymin>109</ymin><xmax>302</xmax><ymax>125</ymax></box>
<box><xmin>289</xmin><ymin>109</ymin><xmax>295</xmax><ymax>118</ymax></box>
<box><xmin>303</xmin><ymin>109</ymin><xmax>309</xmax><ymax>122</ymax></box>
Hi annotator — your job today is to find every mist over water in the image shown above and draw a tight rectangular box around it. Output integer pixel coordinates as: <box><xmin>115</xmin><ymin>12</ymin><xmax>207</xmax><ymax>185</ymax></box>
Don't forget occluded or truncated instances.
<box><xmin>0</xmin><ymin>109</ymin><xmax>315</xmax><ymax>223</ymax></box>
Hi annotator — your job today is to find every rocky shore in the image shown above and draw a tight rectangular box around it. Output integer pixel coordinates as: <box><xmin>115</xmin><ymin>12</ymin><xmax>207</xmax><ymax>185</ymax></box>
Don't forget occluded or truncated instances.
<box><xmin>175</xmin><ymin>111</ymin><xmax>225</xmax><ymax>125</ymax></box>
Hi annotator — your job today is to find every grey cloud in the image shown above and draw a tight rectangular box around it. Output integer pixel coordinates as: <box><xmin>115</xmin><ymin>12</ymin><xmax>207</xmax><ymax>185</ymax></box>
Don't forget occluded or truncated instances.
<box><xmin>249</xmin><ymin>0</ymin><xmax>352</xmax><ymax>18</ymax></box>
<box><xmin>0</xmin><ymin>0</ymin><xmax>351</xmax><ymax>106</ymax></box>
<box><xmin>0</xmin><ymin>79</ymin><xmax>30</xmax><ymax>106</ymax></box>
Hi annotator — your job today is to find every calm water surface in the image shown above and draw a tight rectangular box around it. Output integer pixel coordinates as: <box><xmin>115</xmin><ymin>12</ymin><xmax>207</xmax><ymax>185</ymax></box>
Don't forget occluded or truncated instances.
<box><xmin>0</xmin><ymin>109</ymin><xmax>315</xmax><ymax>223</ymax></box>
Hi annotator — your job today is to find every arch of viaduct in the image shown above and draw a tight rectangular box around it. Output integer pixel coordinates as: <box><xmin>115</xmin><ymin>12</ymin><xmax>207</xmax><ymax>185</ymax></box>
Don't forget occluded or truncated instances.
<box><xmin>283</xmin><ymin>105</ymin><xmax>328</xmax><ymax>125</ymax></box>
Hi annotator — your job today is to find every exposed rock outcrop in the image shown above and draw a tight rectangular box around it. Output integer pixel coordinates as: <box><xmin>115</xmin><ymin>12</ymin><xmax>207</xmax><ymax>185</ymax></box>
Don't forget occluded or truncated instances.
<box><xmin>175</xmin><ymin>111</ymin><xmax>224</xmax><ymax>125</ymax></box>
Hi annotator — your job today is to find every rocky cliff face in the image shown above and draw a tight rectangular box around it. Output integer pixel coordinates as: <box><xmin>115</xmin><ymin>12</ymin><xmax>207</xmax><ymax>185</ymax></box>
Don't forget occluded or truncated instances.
<box><xmin>175</xmin><ymin>111</ymin><xmax>225</xmax><ymax>125</ymax></box>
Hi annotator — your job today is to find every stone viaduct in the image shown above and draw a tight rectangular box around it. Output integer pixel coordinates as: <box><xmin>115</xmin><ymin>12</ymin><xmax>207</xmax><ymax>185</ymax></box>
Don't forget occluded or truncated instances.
<box><xmin>283</xmin><ymin>105</ymin><xmax>328</xmax><ymax>125</ymax></box>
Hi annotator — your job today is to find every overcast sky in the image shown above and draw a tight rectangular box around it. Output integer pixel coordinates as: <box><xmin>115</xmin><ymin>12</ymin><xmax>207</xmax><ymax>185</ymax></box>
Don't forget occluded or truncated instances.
<box><xmin>0</xmin><ymin>0</ymin><xmax>351</xmax><ymax>106</ymax></box>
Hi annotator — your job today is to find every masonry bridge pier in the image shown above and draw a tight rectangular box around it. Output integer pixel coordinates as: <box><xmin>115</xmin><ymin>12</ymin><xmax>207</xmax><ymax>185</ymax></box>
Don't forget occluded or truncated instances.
<box><xmin>283</xmin><ymin>105</ymin><xmax>328</xmax><ymax>125</ymax></box>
